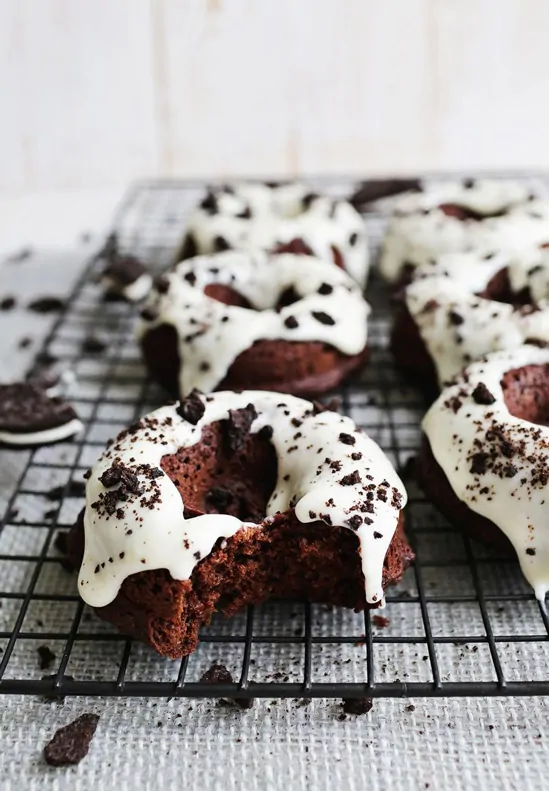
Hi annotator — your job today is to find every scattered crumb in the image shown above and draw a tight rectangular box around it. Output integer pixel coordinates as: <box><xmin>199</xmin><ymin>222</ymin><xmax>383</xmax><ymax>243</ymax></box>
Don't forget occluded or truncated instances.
<box><xmin>0</xmin><ymin>296</ymin><xmax>17</xmax><ymax>311</ymax></box>
<box><xmin>372</xmin><ymin>615</ymin><xmax>390</xmax><ymax>629</ymax></box>
<box><xmin>200</xmin><ymin>664</ymin><xmax>254</xmax><ymax>710</ymax></box>
<box><xmin>342</xmin><ymin>698</ymin><xmax>373</xmax><ymax>715</ymax></box>
<box><xmin>43</xmin><ymin>713</ymin><xmax>100</xmax><ymax>766</ymax></box>
<box><xmin>81</xmin><ymin>335</ymin><xmax>107</xmax><ymax>354</ymax></box>
<box><xmin>37</xmin><ymin>645</ymin><xmax>56</xmax><ymax>670</ymax></box>
<box><xmin>27</xmin><ymin>296</ymin><xmax>65</xmax><ymax>313</ymax></box>
<box><xmin>18</xmin><ymin>336</ymin><xmax>32</xmax><ymax>349</ymax></box>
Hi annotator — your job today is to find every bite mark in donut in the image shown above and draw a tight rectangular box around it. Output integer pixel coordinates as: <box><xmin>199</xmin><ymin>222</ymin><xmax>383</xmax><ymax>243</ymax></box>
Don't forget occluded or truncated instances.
<box><xmin>66</xmin><ymin>391</ymin><xmax>411</xmax><ymax>657</ymax></box>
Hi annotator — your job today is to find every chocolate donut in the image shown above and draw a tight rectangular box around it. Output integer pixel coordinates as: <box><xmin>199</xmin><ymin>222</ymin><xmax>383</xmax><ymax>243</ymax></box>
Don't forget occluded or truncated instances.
<box><xmin>138</xmin><ymin>250</ymin><xmax>370</xmax><ymax>398</ymax></box>
<box><xmin>177</xmin><ymin>182</ymin><xmax>369</xmax><ymax>286</ymax></box>
<box><xmin>67</xmin><ymin>390</ymin><xmax>412</xmax><ymax>657</ymax></box>
<box><xmin>391</xmin><ymin>248</ymin><xmax>549</xmax><ymax>394</ymax></box>
<box><xmin>417</xmin><ymin>347</ymin><xmax>549</xmax><ymax>601</ymax></box>
<box><xmin>379</xmin><ymin>180</ymin><xmax>548</xmax><ymax>285</ymax></box>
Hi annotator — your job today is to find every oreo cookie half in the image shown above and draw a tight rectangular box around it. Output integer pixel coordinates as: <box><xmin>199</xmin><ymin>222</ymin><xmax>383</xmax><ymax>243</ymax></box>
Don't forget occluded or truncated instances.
<box><xmin>0</xmin><ymin>383</ymin><xmax>83</xmax><ymax>447</ymax></box>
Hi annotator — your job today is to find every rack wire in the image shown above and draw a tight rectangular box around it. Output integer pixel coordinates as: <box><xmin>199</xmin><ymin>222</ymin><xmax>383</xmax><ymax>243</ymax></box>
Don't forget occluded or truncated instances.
<box><xmin>2</xmin><ymin>175</ymin><xmax>549</xmax><ymax>701</ymax></box>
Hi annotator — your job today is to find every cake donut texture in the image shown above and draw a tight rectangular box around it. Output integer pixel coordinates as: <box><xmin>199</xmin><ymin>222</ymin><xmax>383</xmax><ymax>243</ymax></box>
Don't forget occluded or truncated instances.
<box><xmin>67</xmin><ymin>390</ymin><xmax>411</xmax><ymax>657</ymax></box>
<box><xmin>139</xmin><ymin>250</ymin><xmax>370</xmax><ymax>398</ymax></box>
<box><xmin>380</xmin><ymin>189</ymin><xmax>549</xmax><ymax>285</ymax></box>
<box><xmin>391</xmin><ymin>249</ymin><xmax>549</xmax><ymax>392</ymax></box>
<box><xmin>418</xmin><ymin>346</ymin><xmax>549</xmax><ymax>601</ymax></box>
<box><xmin>177</xmin><ymin>182</ymin><xmax>369</xmax><ymax>286</ymax></box>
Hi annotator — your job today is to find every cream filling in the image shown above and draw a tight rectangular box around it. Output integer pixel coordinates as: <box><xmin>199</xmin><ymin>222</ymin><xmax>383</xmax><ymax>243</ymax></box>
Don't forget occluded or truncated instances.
<box><xmin>0</xmin><ymin>418</ymin><xmax>83</xmax><ymax>447</ymax></box>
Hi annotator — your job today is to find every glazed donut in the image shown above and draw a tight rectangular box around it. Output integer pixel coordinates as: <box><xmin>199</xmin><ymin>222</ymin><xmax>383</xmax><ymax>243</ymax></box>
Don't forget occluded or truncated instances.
<box><xmin>67</xmin><ymin>390</ymin><xmax>412</xmax><ymax>657</ymax></box>
<box><xmin>391</xmin><ymin>248</ymin><xmax>549</xmax><ymax>394</ymax></box>
<box><xmin>380</xmin><ymin>182</ymin><xmax>549</xmax><ymax>285</ymax></box>
<box><xmin>177</xmin><ymin>182</ymin><xmax>369</xmax><ymax>286</ymax></box>
<box><xmin>417</xmin><ymin>346</ymin><xmax>549</xmax><ymax>601</ymax></box>
<box><xmin>138</xmin><ymin>250</ymin><xmax>370</xmax><ymax>398</ymax></box>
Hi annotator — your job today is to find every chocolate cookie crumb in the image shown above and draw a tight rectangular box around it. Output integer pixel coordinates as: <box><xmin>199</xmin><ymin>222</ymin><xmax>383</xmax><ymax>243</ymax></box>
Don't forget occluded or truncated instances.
<box><xmin>43</xmin><ymin>713</ymin><xmax>100</xmax><ymax>766</ymax></box>
<box><xmin>342</xmin><ymin>697</ymin><xmax>373</xmax><ymax>715</ymax></box>
<box><xmin>350</xmin><ymin>179</ymin><xmax>421</xmax><ymax>209</ymax></box>
<box><xmin>372</xmin><ymin>615</ymin><xmax>390</xmax><ymax>628</ymax></box>
<box><xmin>81</xmin><ymin>336</ymin><xmax>106</xmax><ymax>354</ymax></box>
<box><xmin>37</xmin><ymin>645</ymin><xmax>56</xmax><ymax>670</ymax></box>
<box><xmin>27</xmin><ymin>297</ymin><xmax>65</xmax><ymax>313</ymax></box>
<box><xmin>284</xmin><ymin>315</ymin><xmax>299</xmax><ymax>329</ymax></box>
<box><xmin>225</xmin><ymin>404</ymin><xmax>258</xmax><ymax>453</ymax></box>
<box><xmin>472</xmin><ymin>382</ymin><xmax>496</xmax><ymax>405</ymax></box>
<box><xmin>340</xmin><ymin>470</ymin><xmax>361</xmax><ymax>486</ymax></box>
<box><xmin>177</xmin><ymin>389</ymin><xmax>205</xmax><ymax>425</ymax></box>
<box><xmin>18</xmin><ymin>336</ymin><xmax>32</xmax><ymax>349</ymax></box>
<box><xmin>0</xmin><ymin>296</ymin><xmax>16</xmax><ymax>311</ymax></box>
<box><xmin>200</xmin><ymin>664</ymin><xmax>254</xmax><ymax>710</ymax></box>
<box><xmin>312</xmin><ymin>311</ymin><xmax>335</xmax><ymax>326</ymax></box>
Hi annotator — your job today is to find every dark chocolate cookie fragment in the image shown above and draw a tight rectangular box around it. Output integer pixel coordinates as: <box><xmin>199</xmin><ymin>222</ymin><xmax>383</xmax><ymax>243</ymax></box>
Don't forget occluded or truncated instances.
<box><xmin>0</xmin><ymin>383</ymin><xmax>81</xmax><ymax>445</ymax></box>
<box><xmin>224</xmin><ymin>404</ymin><xmax>258</xmax><ymax>453</ymax></box>
<box><xmin>177</xmin><ymin>389</ymin><xmax>205</xmax><ymax>425</ymax></box>
<box><xmin>350</xmin><ymin>179</ymin><xmax>422</xmax><ymax>210</ymax></box>
<box><xmin>200</xmin><ymin>664</ymin><xmax>254</xmax><ymax>710</ymax></box>
<box><xmin>27</xmin><ymin>297</ymin><xmax>65</xmax><ymax>313</ymax></box>
<box><xmin>342</xmin><ymin>697</ymin><xmax>373</xmax><ymax>715</ymax></box>
<box><xmin>43</xmin><ymin>713</ymin><xmax>100</xmax><ymax>766</ymax></box>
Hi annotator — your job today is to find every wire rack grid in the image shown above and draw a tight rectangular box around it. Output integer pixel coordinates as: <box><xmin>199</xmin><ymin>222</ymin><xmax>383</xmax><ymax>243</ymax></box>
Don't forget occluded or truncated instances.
<box><xmin>1</xmin><ymin>175</ymin><xmax>549</xmax><ymax>702</ymax></box>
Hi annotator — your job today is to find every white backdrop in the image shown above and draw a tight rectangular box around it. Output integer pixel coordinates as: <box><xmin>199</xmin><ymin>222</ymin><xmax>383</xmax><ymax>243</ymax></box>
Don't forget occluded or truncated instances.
<box><xmin>2</xmin><ymin>0</ymin><xmax>549</xmax><ymax>190</ymax></box>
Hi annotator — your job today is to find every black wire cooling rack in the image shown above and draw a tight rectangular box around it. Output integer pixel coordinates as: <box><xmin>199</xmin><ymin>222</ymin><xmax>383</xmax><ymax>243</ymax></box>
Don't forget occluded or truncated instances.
<box><xmin>2</xmin><ymin>175</ymin><xmax>549</xmax><ymax>702</ymax></box>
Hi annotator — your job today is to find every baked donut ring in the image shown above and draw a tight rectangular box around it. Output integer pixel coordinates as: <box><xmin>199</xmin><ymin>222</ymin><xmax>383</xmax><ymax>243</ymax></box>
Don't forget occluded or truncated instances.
<box><xmin>177</xmin><ymin>182</ymin><xmax>369</xmax><ymax>286</ymax></box>
<box><xmin>138</xmin><ymin>250</ymin><xmax>370</xmax><ymax>398</ymax></box>
<box><xmin>67</xmin><ymin>390</ymin><xmax>412</xmax><ymax>657</ymax></box>
<box><xmin>380</xmin><ymin>180</ymin><xmax>549</xmax><ymax>285</ymax></box>
<box><xmin>391</xmin><ymin>248</ymin><xmax>549</xmax><ymax>395</ymax></box>
<box><xmin>418</xmin><ymin>346</ymin><xmax>549</xmax><ymax>601</ymax></box>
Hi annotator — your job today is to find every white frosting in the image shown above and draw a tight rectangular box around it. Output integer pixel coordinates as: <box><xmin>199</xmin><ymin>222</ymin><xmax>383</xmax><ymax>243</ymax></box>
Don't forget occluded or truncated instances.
<box><xmin>404</xmin><ymin>251</ymin><xmax>549</xmax><ymax>386</ymax></box>
<box><xmin>383</xmin><ymin>178</ymin><xmax>533</xmax><ymax>216</ymax></box>
<box><xmin>0</xmin><ymin>417</ymin><xmax>83</xmax><ymax>447</ymax></box>
<box><xmin>138</xmin><ymin>250</ymin><xmax>370</xmax><ymax>396</ymax></box>
<box><xmin>183</xmin><ymin>182</ymin><xmax>370</xmax><ymax>286</ymax></box>
<box><xmin>380</xmin><ymin>195</ymin><xmax>549</xmax><ymax>284</ymax></box>
<box><xmin>423</xmin><ymin>346</ymin><xmax>549</xmax><ymax>601</ymax></box>
<box><xmin>79</xmin><ymin>391</ymin><xmax>406</xmax><ymax>609</ymax></box>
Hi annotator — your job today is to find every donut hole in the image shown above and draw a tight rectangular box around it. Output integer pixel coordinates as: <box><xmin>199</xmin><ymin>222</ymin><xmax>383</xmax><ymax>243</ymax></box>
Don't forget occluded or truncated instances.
<box><xmin>480</xmin><ymin>267</ymin><xmax>533</xmax><ymax>307</ymax></box>
<box><xmin>161</xmin><ymin>420</ymin><xmax>278</xmax><ymax>523</ymax></box>
<box><xmin>439</xmin><ymin>203</ymin><xmax>507</xmax><ymax>221</ymax></box>
<box><xmin>501</xmin><ymin>364</ymin><xmax>549</xmax><ymax>425</ymax></box>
